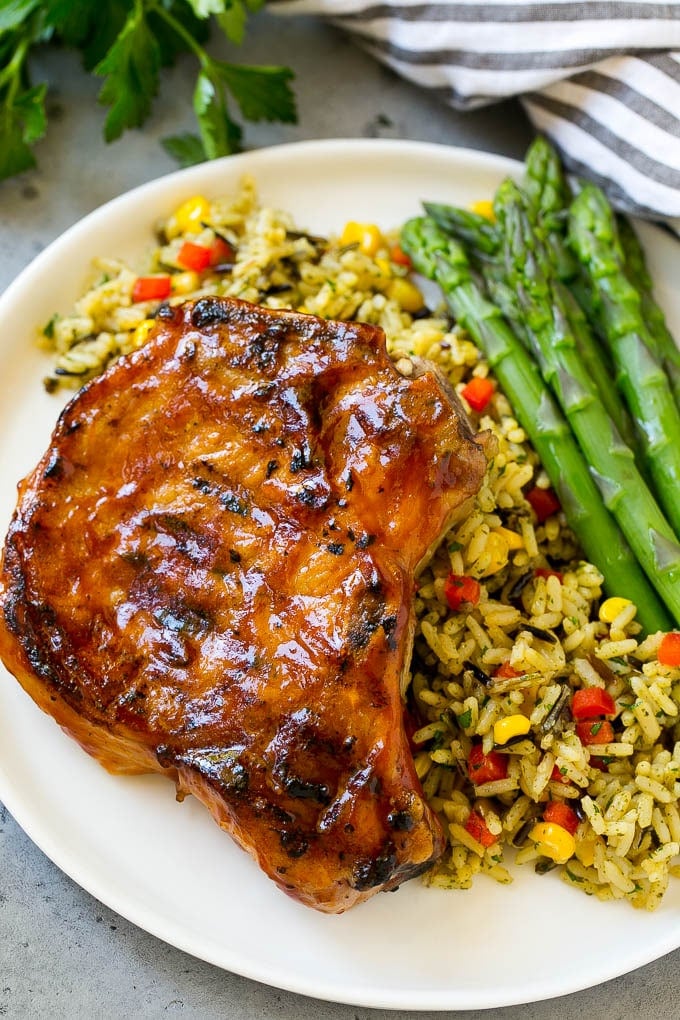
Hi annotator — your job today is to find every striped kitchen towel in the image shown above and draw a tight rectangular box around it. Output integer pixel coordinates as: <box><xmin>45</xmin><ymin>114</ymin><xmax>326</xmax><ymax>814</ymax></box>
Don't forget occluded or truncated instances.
<box><xmin>272</xmin><ymin>0</ymin><xmax>680</xmax><ymax>221</ymax></box>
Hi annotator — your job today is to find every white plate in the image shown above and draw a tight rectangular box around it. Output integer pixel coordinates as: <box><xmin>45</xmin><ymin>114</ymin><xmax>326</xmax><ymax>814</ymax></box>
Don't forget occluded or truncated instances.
<box><xmin>1</xmin><ymin>139</ymin><xmax>679</xmax><ymax>1011</ymax></box>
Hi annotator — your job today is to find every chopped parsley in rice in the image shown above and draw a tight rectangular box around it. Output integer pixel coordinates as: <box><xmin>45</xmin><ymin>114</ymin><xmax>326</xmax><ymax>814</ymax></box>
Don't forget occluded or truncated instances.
<box><xmin>39</xmin><ymin>179</ymin><xmax>680</xmax><ymax>909</ymax></box>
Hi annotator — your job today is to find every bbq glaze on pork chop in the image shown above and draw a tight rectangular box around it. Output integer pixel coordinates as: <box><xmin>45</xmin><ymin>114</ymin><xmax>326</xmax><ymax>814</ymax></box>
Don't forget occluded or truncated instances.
<box><xmin>0</xmin><ymin>297</ymin><xmax>487</xmax><ymax>912</ymax></box>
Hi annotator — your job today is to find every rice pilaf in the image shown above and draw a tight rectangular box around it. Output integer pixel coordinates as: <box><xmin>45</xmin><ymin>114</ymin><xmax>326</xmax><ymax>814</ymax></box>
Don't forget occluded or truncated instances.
<box><xmin>41</xmin><ymin>180</ymin><xmax>680</xmax><ymax>910</ymax></box>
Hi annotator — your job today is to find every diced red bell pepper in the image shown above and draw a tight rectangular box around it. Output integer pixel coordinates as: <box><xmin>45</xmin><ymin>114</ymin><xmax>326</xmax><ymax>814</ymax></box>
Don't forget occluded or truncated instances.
<box><xmin>131</xmin><ymin>275</ymin><xmax>171</xmax><ymax>303</ymax></box>
<box><xmin>576</xmin><ymin>719</ymin><xmax>615</xmax><ymax>746</ymax></box>
<box><xmin>658</xmin><ymin>632</ymin><xmax>680</xmax><ymax>667</ymax></box>
<box><xmin>551</xmin><ymin>764</ymin><xmax>572</xmax><ymax>786</ymax></box>
<box><xmin>543</xmin><ymin>800</ymin><xmax>579</xmax><ymax>835</ymax></box>
<box><xmin>468</xmin><ymin>743</ymin><xmax>508</xmax><ymax>785</ymax></box>
<box><xmin>571</xmin><ymin>688</ymin><xmax>617</xmax><ymax>720</ymax></box>
<box><xmin>389</xmin><ymin>242</ymin><xmax>412</xmax><ymax>268</ymax></box>
<box><xmin>464</xmin><ymin>809</ymin><xmax>497</xmax><ymax>847</ymax></box>
<box><xmin>444</xmin><ymin>573</ymin><xmax>481</xmax><ymax>612</ymax></box>
<box><xmin>461</xmin><ymin>376</ymin><xmax>495</xmax><ymax>413</ymax></box>
<box><xmin>177</xmin><ymin>241</ymin><xmax>212</xmax><ymax>272</ymax></box>
<box><xmin>526</xmin><ymin>486</ymin><xmax>561</xmax><ymax>523</ymax></box>
<box><xmin>494</xmin><ymin>662</ymin><xmax>521</xmax><ymax>679</ymax></box>
<box><xmin>535</xmin><ymin>567</ymin><xmax>563</xmax><ymax>582</ymax></box>
<box><xmin>209</xmin><ymin>236</ymin><xmax>235</xmax><ymax>266</ymax></box>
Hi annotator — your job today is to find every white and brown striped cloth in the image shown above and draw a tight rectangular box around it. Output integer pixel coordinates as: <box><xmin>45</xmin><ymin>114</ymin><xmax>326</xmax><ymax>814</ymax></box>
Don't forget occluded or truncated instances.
<box><xmin>273</xmin><ymin>0</ymin><xmax>680</xmax><ymax>221</ymax></box>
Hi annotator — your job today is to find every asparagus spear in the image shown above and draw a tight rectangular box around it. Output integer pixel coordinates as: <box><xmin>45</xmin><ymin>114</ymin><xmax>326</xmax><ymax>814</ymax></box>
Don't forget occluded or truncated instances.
<box><xmin>423</xmin><ymin>203</ymin><xmax>499</xmax><ymax>257</ymax></box>
<box><xmin>427</xmin><ymin>136</ymin><xmax>570</xmax><ymax>251</ymax></box>
<box><xmin>568</xmin><ymin>185</ymin><xmax>680</xmax><ymax>537</ymax></box>
<box><xmin>426</xmin><ymin>135</ymin><xmax>569</xmax><ymax>256</ymax></box>
<box><xmin>529</xmin><ymin>236</ymin><xmax>637</xmax><ymax>451</ymax></box>
<box><xmin>524</xmin><ymin>135</ymin><xmax>572</xmax><ymax>232</ymax></box>
<box><xmin>616</xmin><ymin>213</ymin><xmax>680</xmax><ymax>411</ymax></box>
<box><xmin>426</xmin><ymin>149</ymin><xmax>637</xmax><ymax>453</ymax></box>
<box><xmin>423</xmin><ymin>202</ymin><xmax>535</xmax><ymax>352</ymax></box>
<box><xmin>482</xmin><ymin>266</ymin><xmax>530</xmax><ymax>342</ymax></box>
<box><xmin>422</xmin><ymin>205</ymin><xmax>524</xmax><ymax>335</ymax></box>
<box><xmin>520</xmin><ymin>140</ymin><xmax>642</xmax><ymax>453</ymax></box>
<box><xmin>400</xmin><ymin>215</ymin><xmax>672</xmax><ymax>633</ymax></box>
<box><xmin>523</xmin><ymin>138</ymin><xmax>605</xmax><ymax>328</ymax></box>
<box><xmin>491</xmin><ymin>181</ymin><xmax>680</xmax><ymax>620</ymax></box>
<box><xmin>523</xmin><ymin>137</ymin><xmax>582</xmax><ymax>290</ymax></box>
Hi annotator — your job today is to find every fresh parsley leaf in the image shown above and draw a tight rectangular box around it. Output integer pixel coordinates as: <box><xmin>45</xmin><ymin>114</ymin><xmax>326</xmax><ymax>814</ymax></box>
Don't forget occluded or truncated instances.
<box><xmin>215</xmin><ymin>62</ymin><xmax>297</xmax><ymax>123</ymax></box>
<box><xmin>41</xmin><ymin>0</ymin><xmax>130</xmax><ymax>68</ymax></box>
<box><xmin>0</xmin><ymin>34</ymin><xmax>15</xmax><ymax>71</ymax></box>
<box><xmin>161</xmin><ymin>131</ymin><xmax>206</xmax><ymax>167</ymax></box>
<box><xmin>429</xmin><ymin>729</ymin><xmax>446</xmax><ymax>750</ymax></box>
<box><xmin>14</xmin><ymin>83</ymin><xmax>47</xmax><ymax>144</ymax></box>
<box><xmin>0</xmin><ymin>83</ymin><xmax>47</xmax><ymax>181</ymax></box>
<box><xmin>43</xmin><ymin>313</ymin><xmax>59</xmax><ymax>339</ymax></box>
<box><xmin>0</xmin><ymin>110</ymin><xmax>35</xmax><ymax>179</ymax></box>
<box><xmin>185</xmin><ymin>0</ymin><xmax>227</xmax><ymax>17</ymax></box>
<box><xmin>193</xmin><ymin>67</ymin><xmax>241</xmax><ymax>160</ymax></box>
<box><xmin>457</xmin><ymin>708</ymin><xmax>472</xmax><ymax>729</ymax></box>
<box><xmin>95</xmin><ymin>6</ymin><xmax>161</xmax><ymax>142</ymax></box>
<box><xmin>216</xmin><ymin>4</ymin><xmax>247</xmax><ymax>45</ymax></box>
<box><xmin>41</xmin><ymin>0</ymin><xmax>97</xmax><ymax>45</ymax></box>
<box><xmin>82</xmin><ymin>0</ymin><xmax>133</xmax><ymax>71</ymax></box>
<box><xmin>215</xmin><ymin>0</ymin><xmax>263</xmax><ymax>45</ymax></box>
<box><xmin>0</xmin><ymin>0</ymin><xmax>40</xmax><ymax>33</ymax></box>
<box><xmin>148</xmin><ymin>2</ymin><xmax>210</xmax><ymax>68</ymax></box>
<box><xmin>0</xmin><ymin>0</ymin><xmax>297</xmax><ymax>182</ymax></box>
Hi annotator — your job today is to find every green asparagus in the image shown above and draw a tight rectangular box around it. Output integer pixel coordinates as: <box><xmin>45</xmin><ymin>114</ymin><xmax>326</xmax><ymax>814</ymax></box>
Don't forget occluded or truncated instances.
<box><xmin>423</xmin><ymin>202</ymin><xmax>533</xmax><ymax>350</ymax></box>
<box><xmin>617</xmin><ymin>213</ymin><xmax>680</xmax><ymax>411</ymax></box>
<box><xmin>568</xmin><ymin>185</ymin><xmax>680</xmax><ymax>538</ymax></box>
<box><xmin>426</xmin><ymin>146</ymin><xmax>637</xmax><ymax>452</ymax></box>
<box><xmin>400</xmin><ymin>215</ymin><xmax>672</xmax><ymax>633</ymax></box>
<box><xmin>493</xmin><ymin>180</ymin><xmax>680</xmax><ymax>621</ymax></box>
<box><xmin>423</xmin><ymin>203</ymin><xmax>499</xmax><ymax>257</ymax></box>
<box><xmin>518</xmin><ymin>140</ymin><xmax>641</xmax><ymax>452</ymax></box>
<box><xmin>422</xmin><ymin>204</ymin><xmax>527</xmax><ymax>340</ymax></box>
<box><xmin>523</xmin><ymin>137</ymin><xmax>583</xmax><ymax>286</ymax></box>
<box><xmin>524</xmin><ymin>136</ymin><xmax>572</xmax><ymax>230</ymax></box>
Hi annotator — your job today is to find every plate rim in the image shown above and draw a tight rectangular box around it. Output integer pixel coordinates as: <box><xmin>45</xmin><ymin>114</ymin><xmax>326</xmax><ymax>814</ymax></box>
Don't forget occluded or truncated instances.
<box><xmin>1</xmin><ymin>137</ymin><xmax>680</xmax><ymax>1011</ymax></box>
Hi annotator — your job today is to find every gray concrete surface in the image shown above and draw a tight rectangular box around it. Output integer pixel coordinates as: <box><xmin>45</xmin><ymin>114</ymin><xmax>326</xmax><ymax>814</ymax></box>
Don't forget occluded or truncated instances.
<box><xmin>1</xmin><ymin>12</ymin><xmax>679</xmax><ymax>1018</ymax></box>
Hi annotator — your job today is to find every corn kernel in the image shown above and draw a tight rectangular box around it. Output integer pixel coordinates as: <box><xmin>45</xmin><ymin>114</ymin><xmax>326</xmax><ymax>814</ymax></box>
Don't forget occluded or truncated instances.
<box><xmin>480</xmin><ymin>529</ymin><xmax>509</xmax><ymax>575</ymax></box>
<box><xmin>529</xmin><ymin>821</ymin><xmax>576</xmax><ymax>864</ymax></box>
<box><xmin>470</xmin><ymin>199</ymin><xmax>496</xmax><ymax>222</ymax></box>
<box><xmin>574</xmin><ymin>833</ymin><xmax>598</xmax><ymax>868</ymax></box>
<box><xmin>131</xmin><ymin>319</ymin><xmax>156</xmax><ymax>348</ymax></box>
<box><xmin>386</xmin><ymin>278</ymin><xmax>424</xmax><ymax>313</ymax></box>
<box><xmin>493</xmin><ymin>714</ymin><xmax>531</xmax><ymax>745</ymax></box>
<box><xmin>493</xmin><ymin>526</ymin><xmax>523</xmax><ymax>551</ymax></box>
<box><xmin>171</xmin><ymin>271</ymin><xmax>200</xmax><ymax>295</ymax></box>
<box><xmin>599</xmin><ymin>597</ymin><xmax>632</xmax><ymax>623</ymax></box>
<box><xmin>374</xmin><ymin>257</ymin><xmax>392</xmax><ymax>278</ymax></box>
<box><xmin>339</xmin><ymin>221</ymin><xmax>384</xmax><ymax>257</ymax></box>
<box><xmin>166</xmin><ymin>195</ymin><xmax>211</xmax><ymax>239</ymax></box>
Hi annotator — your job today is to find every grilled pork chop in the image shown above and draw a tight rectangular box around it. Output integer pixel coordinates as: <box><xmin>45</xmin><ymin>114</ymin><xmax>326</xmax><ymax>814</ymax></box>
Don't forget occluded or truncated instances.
<box><xmin>0</xmin><ymin>296</ymin><xmax>487</xmax><ymax>912</ymax></box>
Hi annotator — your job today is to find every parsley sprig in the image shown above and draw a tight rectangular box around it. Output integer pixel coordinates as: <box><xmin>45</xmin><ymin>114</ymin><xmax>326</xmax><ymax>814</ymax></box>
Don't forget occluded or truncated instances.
<box><xmin>0</xmin><ymin>0</ymin><xmax>297</xmax><ymax>182</ymax></box>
